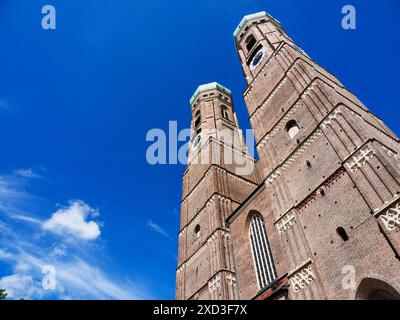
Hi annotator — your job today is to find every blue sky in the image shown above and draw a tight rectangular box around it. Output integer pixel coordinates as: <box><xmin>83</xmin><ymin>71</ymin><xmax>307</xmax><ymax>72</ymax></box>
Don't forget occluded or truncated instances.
<box><xmin>0</xmin><ymin>0</ymin><xmax>398</xmax><ymax>299</ymax></box>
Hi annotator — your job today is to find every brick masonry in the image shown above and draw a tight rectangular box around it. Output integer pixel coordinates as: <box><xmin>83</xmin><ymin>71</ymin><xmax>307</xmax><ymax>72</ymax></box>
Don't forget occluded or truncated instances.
<box><xmin>176</xmin><ymin>12</ymin><xmax>400</xmax><ymax>300</ymax></box>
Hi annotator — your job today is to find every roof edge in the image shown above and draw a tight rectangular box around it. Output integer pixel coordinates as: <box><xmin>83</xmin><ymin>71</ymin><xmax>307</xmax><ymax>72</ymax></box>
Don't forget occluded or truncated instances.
<box><xmin>233</xmin><ymin>11</ymin><xmax>281</xmax><ymax>45</ymax></box>
<box><xmin>190</xmin><ymin>82</ymin><xmax>232</xmax><ymax>105</ymax></box>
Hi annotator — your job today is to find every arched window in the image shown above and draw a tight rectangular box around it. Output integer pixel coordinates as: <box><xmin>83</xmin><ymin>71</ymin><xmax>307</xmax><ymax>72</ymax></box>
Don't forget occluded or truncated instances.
<box><xmin>221</xmin><ymin>105</ymin><xmax>229</xmax><ymax>120</ymax></box>
<box><xmin>245</xmin><ymin>34</ymin><xmax>256</xmax><ymax>51</ymax></box>
<box><xmin>286</xmin><ymin>120</ymin><xmax>300</xmax><ymax>139</ymax></box>
<box><xmin>337</xmin><ymin>227</ymin><xmax>349</xmax><ymax>242</ymax></box>
<box><xmin>249</xmin><ymin>214</ymin><xmax>277</xmax><ymax>289</ymax></box>
<box><xmin>194</xmin><ymin>110</ymin><xmax>201</xmax><ymax>128</ymax></box>
<box><xmin>356</xmin><ymin>278</ymin><xmax>400</xmax><ymax>300</ymax></box>
<box><xmin>194</xmin><ymin>225</ymin><xmax>201</xmax><ymax>239</ymax></box>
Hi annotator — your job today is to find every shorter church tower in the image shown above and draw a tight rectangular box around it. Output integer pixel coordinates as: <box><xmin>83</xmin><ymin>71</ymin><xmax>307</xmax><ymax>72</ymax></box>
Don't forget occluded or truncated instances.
<box><xmin>176</xmin><ymin>83</ymin><xmax>260</xmax><ymax>300</ymax></box>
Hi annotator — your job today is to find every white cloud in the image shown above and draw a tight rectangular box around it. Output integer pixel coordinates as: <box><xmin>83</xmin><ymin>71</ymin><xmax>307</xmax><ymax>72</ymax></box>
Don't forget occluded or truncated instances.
<box><xmin>13</xmin><ymin>168</ymin><xmax>41</xmax><ymax>179</ymax></box>
<box><xmin>0</xmin><ymin>171</ymin><xmax>154</xmax><ymax>300</ymax></box>
<box><xmin>0</xmin><ymin>274</ymin><xmax>43</xmax><ymax>300</ymax></box>
<box><xmin>146</xmin><ymin>220</ymin><xmax>169</xmax><ymax>238</ymax></box>
<box><xmin>43</xmin><ymin>201</ymin><xmax>101</xmax><ymax>240</ymax></box>
<box><xmin>0</xmin><ymin>248</ymin><xmax>13</xmax><ymax>260</ymax></box>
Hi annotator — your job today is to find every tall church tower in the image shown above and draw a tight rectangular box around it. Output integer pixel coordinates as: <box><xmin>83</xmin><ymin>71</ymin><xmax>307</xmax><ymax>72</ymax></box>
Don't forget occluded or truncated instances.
<box><xmin>177</xmin><ymin>11</ymin><xmax>400</xmax><ymax>300</ymax></box>
<box><xmin>227</xmin><ymin>12</ymin><xmax>400</xmax><ymax>300</ymax></box>
<box><xmin>175</xmin><ymin>83</ymin><xmax>260</xmax><ymax>300</ymax></box>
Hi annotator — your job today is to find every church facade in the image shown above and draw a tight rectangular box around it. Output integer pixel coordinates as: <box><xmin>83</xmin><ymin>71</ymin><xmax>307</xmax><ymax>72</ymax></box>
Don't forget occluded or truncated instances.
<box><xmin>176</xmin><ymin>12</ymin><xmax>400</xmax><ymax>300</ymax></box>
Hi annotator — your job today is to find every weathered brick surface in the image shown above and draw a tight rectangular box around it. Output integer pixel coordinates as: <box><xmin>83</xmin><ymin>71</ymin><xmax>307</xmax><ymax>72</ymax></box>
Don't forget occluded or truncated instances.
<box><xmin>176</xmin><ymin>12</ymin><xmax>400</xmax><ymax>300</ymax></box>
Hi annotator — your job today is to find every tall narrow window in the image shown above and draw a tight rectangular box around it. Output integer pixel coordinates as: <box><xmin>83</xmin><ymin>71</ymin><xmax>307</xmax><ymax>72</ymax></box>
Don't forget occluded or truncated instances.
<box><xmin>249</xmin><ymin>214</ymin><xmax>277</xmax><ymax>289</ymax></box>
<box><xmin>337</xmin><ymin>227</ymin><xmax>349</xmax><ymax>242</ymax></box>
<box><xmin>286</xmin><ymin>120</ymin><xmax>300</xmax><ymax>139</ymax></box>
<box><xmin>245</xmin><ymin>34</ymin><xmax>256</xmax><ymax>51</ymax></box>
<box><xmin>221</xmin><ymin>105</ymin><xmax>229</xmax><ymax>120</ymax></box>
<box><xmin>194</xmin><ymin>225</ymin><xmax>201</xmax><ymax>239</ymax></box>
<box><xmin>194</xmin><ymin>110</ymin><xmax>201</xmax><ymax>128</ymax></box>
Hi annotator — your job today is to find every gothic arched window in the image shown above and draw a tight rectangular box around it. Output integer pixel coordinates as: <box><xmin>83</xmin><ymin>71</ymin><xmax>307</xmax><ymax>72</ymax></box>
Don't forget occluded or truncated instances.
<box><xmin>249</xmin><ymin>213</ymin><xmax>277</xmax><ymax>289</ymax></box>
<box><xmin>221</xmin><ymin>105</ymin><xmax>229</xmax><ymax>120</ymax></box>
<box><xmin>246</xmin><ymin>34</ymin><xmax>256</xmax><ymax>51</ymax></box>
<box><xmin>286</xmin><ymin>120</ymin><xmax>300</xmax><ymax>139</ymax></box>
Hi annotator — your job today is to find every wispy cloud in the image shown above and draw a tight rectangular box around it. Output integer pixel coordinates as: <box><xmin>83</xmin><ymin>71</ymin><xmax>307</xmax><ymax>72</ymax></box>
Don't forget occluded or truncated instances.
<box><xmin>13</xmin><ymin>168</ymin><xmax>42</xmax><ymax>179</ymax></box>
<box><xmin>0</xmin><ymin>170</ymin><xmax>153</xmax><ymax>300</ymax></box>
<box><xmin>146</xmin><ymin>220</ymin><xmax>170</xmax><ymax>238</ymax></box>
<box><xmin>0</xmin><ymin>274</ymin><xmax>42</xmax><ymax>300</ymax></box>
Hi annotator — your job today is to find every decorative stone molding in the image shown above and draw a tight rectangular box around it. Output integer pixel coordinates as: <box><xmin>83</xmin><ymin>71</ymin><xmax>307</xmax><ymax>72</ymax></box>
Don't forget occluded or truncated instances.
<box><xmin>226</xmin><ymin>273</ymin><xmax>237</xmax><ymax>287</ymax></box>
<box><xmin>346</xmin><ymin>144</ymin><xmax>375</xmax><ymax>172</ymax></box>
<box><xmin>373</xmin><ymin>193</ymin><xmax>400</xmax><ymax>214</ymax></box>
<box><xmin>177</xmin><ymin>264</ymin><xmax>185</xmax><ymax>275</ymax></box>
<box><xmin>179</xmin><ymin>228</ymin><xmax>186</xmax><ymax>238</ymax></box>
<box><xmin>289</xmin><ymin>264</ymin><xmax>316</xmax><ymax>293</ymax></box>
<box><xmin>383</xmin><ymin>146</ymin><xmax>400</xmax><ymax>161</ymax></box>
<box><xmin>302</xmin><ymin>81</ymin><xmax>317</xmax><ymax>98</ymax></box>
<box><xmin>217</xmin><ymin>195</ymin><xmax>230</xmax><ymax>203</ymax></box>
<box><xmin>380</xmin><ymin>201</ymin><xmax>400</xmax><ymax>232</ymax></box>
<box><xmin>221</xmin><ymin>230</ymin><xmax>231</xmax><ymax>240</ymax></box>
<box><xmin>276</xmin><ymin>211</ymin><xmax>296</xmax><ymax>234</ymax></box>
<box><xmin>321</xmin><ymin>107</ymin><xmax>343</xmax><ymax>129</ymax></box>
<box><xmin>226</xmin><ymin>171</ymin><xmax>256</xmax><ymax>186</ymax></box>
<box><xmin>208</xmin><ymin>274</ymin><xmax>221</xmax><ymax>292</ymax></box>
<box><xmin>265</xmin><ymin>170</ymin><xmax>282</xmax><ymax>186</ymax></box>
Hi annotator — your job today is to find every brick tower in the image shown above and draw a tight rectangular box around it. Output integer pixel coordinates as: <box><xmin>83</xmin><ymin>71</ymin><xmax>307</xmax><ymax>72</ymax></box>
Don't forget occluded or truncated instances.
<box><xmin>177</xmin><ymin>12</ymin><xmax>400</xmax><ymax>300</ymax></box>
<box><xmin>175</xmin><ymin>83</ymin><xmax>260</xmax><ymax>300</ymax></box>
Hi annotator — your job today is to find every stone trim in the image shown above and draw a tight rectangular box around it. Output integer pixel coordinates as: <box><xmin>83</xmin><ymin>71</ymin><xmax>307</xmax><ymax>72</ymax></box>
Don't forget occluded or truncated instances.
<box><xmin>345</xmin><ymin>144</ymin><xmax>376</xmax><ymax>173</ymax></box>
<box><xmin>288</xmin><ymin>260</ymin><xmax>316</xmax><ymax>293</ymax></box>
<box><xmin>375</xmin><ymin>198</ymin><xmax>400</xmax><ymax>232</ymax></box>
<box><xmin>380</xmin><ymin>202</ymin><xmax>400</xmax><ymax>232</ymax></box>
<box><xmin>382</xmin><ymin>146</ymin><xmax>400</xmax><ymax>161</ymax></box>
<box><xmin>275</xmin><ymin>211</ymin><xmax>296</xmax><ymax>234</ymax></box>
